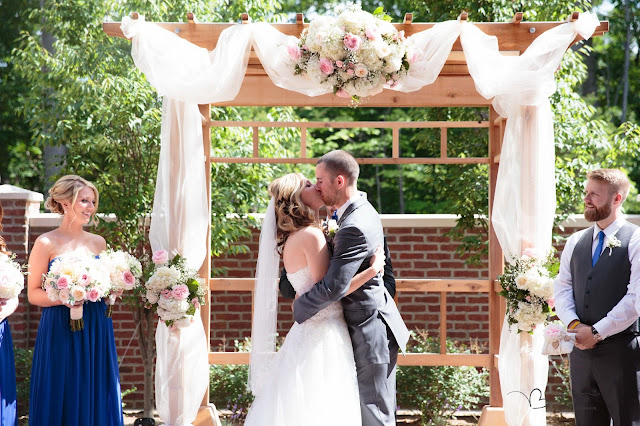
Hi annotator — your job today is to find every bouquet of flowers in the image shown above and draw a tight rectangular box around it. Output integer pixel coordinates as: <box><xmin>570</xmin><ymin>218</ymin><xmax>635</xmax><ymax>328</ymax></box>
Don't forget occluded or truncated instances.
<box><xmin>43</xmin><ymin>248</ymin><xmax>111</xmax><ymax>331</ymax></box>
<box><xmin>100</xmin><ymin>249</ymin><xmax>143</xmax><ymax>317</ymax></box>
<box><xmin>0</xmin><ymin>253</ymin><xmax>26</xmax><ymax>300</ymax></box>
<box><xmin>142</xmin><ymin>250</ymin><xmax>207</xmax><ymax>329</ymax></box>
<box><xmin>289</xmin><ymin>5</ymin><xmax>410</xmax><ymax>103</ymax></box>
<box><xmin>498</xmin><ymin>248</ymin><xmax>559</xmax><ymax>333</ymax></box>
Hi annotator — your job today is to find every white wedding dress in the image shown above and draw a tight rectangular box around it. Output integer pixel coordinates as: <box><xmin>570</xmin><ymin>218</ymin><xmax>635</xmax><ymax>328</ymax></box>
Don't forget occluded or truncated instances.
<box><xmin>244</xmin><ymin>265</ymin><xmax>361</xmax><ymax>426</ymax></box>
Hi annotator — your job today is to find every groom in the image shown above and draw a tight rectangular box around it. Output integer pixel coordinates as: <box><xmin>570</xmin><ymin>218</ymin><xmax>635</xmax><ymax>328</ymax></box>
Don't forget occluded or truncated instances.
<box><xmin>293</xmin><ymin>150</ymin><xmax>410</xmax><ymax>426</ymax></box>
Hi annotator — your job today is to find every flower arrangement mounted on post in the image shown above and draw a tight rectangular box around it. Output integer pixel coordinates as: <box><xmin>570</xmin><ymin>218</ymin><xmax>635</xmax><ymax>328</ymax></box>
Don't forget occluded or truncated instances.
<box><xmin>498</xmin><ymin>248</ymin><xmax>559</xmax><ymax>333</ymax></box>
<box><xmin>141</xmin><ymin>249</ymin><xmax>207</xmax><ymax>329</ymax></box>
<box><xmin>289</xmin><ymin>5</ymin><xmax>411</xmax><ymax>104</ymax></box>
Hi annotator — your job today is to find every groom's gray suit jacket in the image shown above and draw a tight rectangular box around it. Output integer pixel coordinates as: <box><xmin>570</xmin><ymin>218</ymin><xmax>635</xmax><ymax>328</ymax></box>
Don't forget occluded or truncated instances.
<box><xmin>293</xmin><ymin>196</ymin><xmax>410</xmax><ymax>362</ymax></box>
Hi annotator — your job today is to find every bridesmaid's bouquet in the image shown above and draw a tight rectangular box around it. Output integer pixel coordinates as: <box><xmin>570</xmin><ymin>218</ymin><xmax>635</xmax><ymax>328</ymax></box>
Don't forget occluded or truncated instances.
<box><xmin>100</xmin><ymin>249</ymin><xmax>143</xmax><ymax>317</ymax></box>
<box><xmin>0</xmin><ymin>253</ymin><xmax>26</xmax><ymax>299</ymax></box>
<box><xmin>43</xmin><ymin>248</ymin><xmax>111</xmax><ymax>331</ymax></box>
<box><xmin>142</xmin><ymin>250</ymin><xmax>206</xmax><ymax>329</ymax></box>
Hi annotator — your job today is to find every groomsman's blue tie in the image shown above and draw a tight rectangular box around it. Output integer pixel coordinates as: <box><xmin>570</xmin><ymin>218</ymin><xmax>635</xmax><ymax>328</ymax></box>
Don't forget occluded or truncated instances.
<box><xmin>331</xmin><ymin>210</ymin><xmax>338</xmax><ymax>221</ymax></box>
<box><xmin>592</xmin><ymin>231</ymin><xmax>605</xmax><ymax>267</ymax></box>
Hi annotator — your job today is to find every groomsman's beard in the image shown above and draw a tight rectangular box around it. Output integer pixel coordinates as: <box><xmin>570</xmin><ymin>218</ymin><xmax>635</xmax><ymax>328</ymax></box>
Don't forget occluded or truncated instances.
<box><xmin>584</xmin><ymin>201</ymin><xmax>612</xmax><ymax>222</ymax></box>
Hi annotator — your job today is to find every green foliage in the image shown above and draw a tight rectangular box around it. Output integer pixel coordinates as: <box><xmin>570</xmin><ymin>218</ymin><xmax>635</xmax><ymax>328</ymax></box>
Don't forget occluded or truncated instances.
<box><xmin>549</xmin><ymin>354</ymin><xmax>573</xmax><ymax>410</ymax></box>
<box><xmin>209</xmin><ymin>339</ymin><xmax>254</xmax><ymax>424</ymax></box>
<box><xmin>397</xmin><ymin>331</ymin><xmax>489</xmax><ymax>425</ymax></box>
<box><xmin>13</xmin><ymin>347</ymin><xmax>33</xmax><ymax>419</ymax></box>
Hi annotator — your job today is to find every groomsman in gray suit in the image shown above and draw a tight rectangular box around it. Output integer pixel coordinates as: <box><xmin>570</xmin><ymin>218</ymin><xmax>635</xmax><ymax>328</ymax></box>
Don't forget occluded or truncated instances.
<box><xmin>293</xmin><ymin>150</ymin><xmax>410</xmax><ymax>426</ymax></box>
<box><xmin>554</xmin><ymin>168</ymin><xmax>640</xmax><ymax>426</ymax></box>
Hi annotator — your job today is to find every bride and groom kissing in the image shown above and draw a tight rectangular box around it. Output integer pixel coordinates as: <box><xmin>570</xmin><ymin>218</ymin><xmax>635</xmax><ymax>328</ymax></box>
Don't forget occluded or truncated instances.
<box><xmin>244</xmin><ymin>150</ymin><xmax>410</xmax><ymax>426</ymax></box>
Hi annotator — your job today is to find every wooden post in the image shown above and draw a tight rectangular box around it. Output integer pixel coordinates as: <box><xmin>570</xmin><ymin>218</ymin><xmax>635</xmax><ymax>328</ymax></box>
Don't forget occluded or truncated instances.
<box><xmin>478</xmin><ymin>105</ymin><xmax>507</xmax><ymax>426</ymax></box>
<box><xmin>195</xmin><ymin>103</ymin><xmax>222</xmax><ymax>426</ymax></box>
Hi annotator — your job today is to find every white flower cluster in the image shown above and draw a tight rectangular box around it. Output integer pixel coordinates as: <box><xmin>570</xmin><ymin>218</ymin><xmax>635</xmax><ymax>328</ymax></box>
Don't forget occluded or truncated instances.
<box><xmin>498</xmin><ymin>249</ymin><xmax>558</xmax><ymax>333</ymax></box>
<box><xmin>143</xmin><ymin>250</ymin><xmax>206</xmax><ymax>329</ymax></box>
<box><xmin>512</xmin><ymin>301</ymin><xmax>547</xmax><ymax>332</ymax></box>
<box><xmin>514</xmin><ymin>266</ymin><xmax>554</xmax><ymax>301</ymax></box>
<box><xmin>43</xmin><ymin>248</ymin><xmax>111</xmax><ymax>306</ymax></box>
<box><xmin>291</xmin><ymin>5</ymin><xmax>410</xmax><ymax>102</ymax></box>
<box><xmin>100</xmin><ymin>249</ymin><xmax>142</xmax><ymax>293</ymax></box>
<box><xmin>0</xmin><ymin>253</ymin><xmax>25</xmax><ymax>299</ymax></box>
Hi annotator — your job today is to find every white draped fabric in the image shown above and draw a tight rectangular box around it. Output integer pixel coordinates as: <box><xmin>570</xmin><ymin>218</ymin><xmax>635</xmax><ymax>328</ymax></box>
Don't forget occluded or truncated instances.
<box><xmin>461</xmin><ymin>13</ymin><xmax>599</xmax><ymax>426</ymax></box>
<box><xmin>120</xmin><ymin>12</ymin><xmax>598</xmax><ymax>425</ymax></box>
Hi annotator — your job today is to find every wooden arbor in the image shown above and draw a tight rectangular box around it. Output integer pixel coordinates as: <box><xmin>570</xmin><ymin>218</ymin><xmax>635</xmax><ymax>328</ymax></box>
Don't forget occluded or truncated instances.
<box><xmin>105</xmin><ymin>11</ymin><xmax>608</xmax><ymax>425</ymax></box>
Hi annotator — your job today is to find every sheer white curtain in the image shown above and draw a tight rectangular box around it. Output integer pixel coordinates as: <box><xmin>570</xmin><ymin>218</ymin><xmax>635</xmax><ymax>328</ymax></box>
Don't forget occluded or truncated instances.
<box><xmin>461</xmin><ymin>13</ymin><xmax>599</xmax><ymax>426</ymax></box>
<box><xmin>121</xmin><ymin>13</ymin><xmax>598</xmax><ymax>425</ymax></box>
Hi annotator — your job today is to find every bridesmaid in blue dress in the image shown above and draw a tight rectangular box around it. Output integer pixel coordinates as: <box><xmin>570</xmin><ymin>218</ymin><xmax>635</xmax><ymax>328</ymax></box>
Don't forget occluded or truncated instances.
<box><xmin>0</xmin><ymin>204</ymin><xmax>18</xmax><ymax>426</ymax></box>
<box><xmin>27</xmin><ymin>175</ymin><xmax>123</xmax><ymax>426</ymax></box>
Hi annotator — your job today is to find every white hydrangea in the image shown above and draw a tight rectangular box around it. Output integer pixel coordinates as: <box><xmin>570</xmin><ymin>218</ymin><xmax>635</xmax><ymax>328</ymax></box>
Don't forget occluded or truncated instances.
<box><xmin>0</xmin><ymin>254</ymin><xmax>25</xmax><ymax>299</ymax></box>
<box><xmin>146</xmin><ymin>266</ymin><xmax>180</xmax><ymax>291</ymax></box>
<box><xmin>513</xmin><ymin>301</ymin><xmax>547</xmax><ymax>332</ymax></box>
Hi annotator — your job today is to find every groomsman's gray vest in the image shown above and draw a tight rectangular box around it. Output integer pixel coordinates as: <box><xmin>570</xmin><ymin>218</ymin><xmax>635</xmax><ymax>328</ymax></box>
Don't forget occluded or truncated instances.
<box><xmin>570</xmin><ymin>222</ymin><xmax>639</xmax><ymax>334</ymax></box>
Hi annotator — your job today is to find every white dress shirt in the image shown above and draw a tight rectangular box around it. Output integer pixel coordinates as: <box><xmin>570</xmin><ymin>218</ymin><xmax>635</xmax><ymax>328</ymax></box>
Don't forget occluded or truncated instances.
<box><xmin>554</xmin><ymin>217</ymin><xmax>640</xmax><ymax>339</ymax></box>
<box><xmin>335</xmin><ymin>193</ymin><xmax>363</xmax><ymax>222</ymax></box>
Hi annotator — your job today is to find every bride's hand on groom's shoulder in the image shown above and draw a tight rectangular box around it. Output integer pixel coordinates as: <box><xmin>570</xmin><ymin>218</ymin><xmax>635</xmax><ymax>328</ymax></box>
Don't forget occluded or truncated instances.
<box><xmin>370</xmin><ymin>245</ymin><xmax>386</xmax><ymax>276</ymax></box>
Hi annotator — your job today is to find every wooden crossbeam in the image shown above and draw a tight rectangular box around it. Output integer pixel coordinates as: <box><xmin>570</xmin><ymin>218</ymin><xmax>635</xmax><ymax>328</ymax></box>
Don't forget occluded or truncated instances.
<box><xmin>208</xmin><ymin>351</ymin><xmax>492</xmax><ymax>366</ymax></box>
<box><xmin>103</xmin><ymin>19</ymin><xmax>609</xmax><ymax>53</ymax></box>
<box><xmin>210</xmin><ymin>278</ymin><xmax>492</xmax><ymax>292</ymax></box>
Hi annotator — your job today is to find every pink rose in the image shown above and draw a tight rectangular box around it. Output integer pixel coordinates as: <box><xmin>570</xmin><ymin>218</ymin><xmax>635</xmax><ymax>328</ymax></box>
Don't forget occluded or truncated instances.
<box><xmin>319</xmin><ymin>58</ymin><xmax>334</xmax><ymax>75</ymax></box>
<box><xmin>287</xmin><ymin>44</ymin><xmax>302</xmax><ymax>61</ymax></box>
<box><xmin>365</xmin><ymin>26</ymin><xmax>379</xmax><ymax>41</ymax></box>
<box><xmin>191</xmin><ymin>297</ymin><xmax>201</xmax><ymax>309</ymax></box>
<box><xmin>522</xmin><ymin>247</ymin><xmax>545</xmax><ymax>259</ymax></box>
<box><xmin>346</xmin><ymin>69</ymin><xmax>354</xmax><ymax>76</ymax></box>
<box><xmin>171</xmin><ymin>284</ymin><xmax>189</xmax><ymax>300</ymax></box>
<box><xmin>343</xmin><ymin>33</ymin><xmax>362</xmax><ymax>51</ymax></box>
<box><xmin>547</xmin><ymin>298</ymin><xmax>555</xmax><ymax>309</ymax></box>
<box><xmin>78</xmin><ymin>273</ymin><xmax>92</xmax><ymax>287</ymax></box>
<box><xmin>122</xmin><ymin>271</ymin><xmax>135</xmax><ymax>290</ymax></box>
<box><xmin>56</xmin><ymin>276</ymin><xmax>70</xmax><ymax>290</ymax></box>
<box><xmin>152</xmin><ymin>250</ymin><xmax>169</xmax><ymax>264</ymax></box>
<box><xmin>87</xmin><ymin>288</ymin><xmax>101</xmax><ymax>302</ymax></box>
<box><xmin>161</xmin><ymin>289</ymin><xmax>172</xmax><ymax>299</ymax></box>
<box><xmin>354</xmin><ymin>64</ymin><xmax>368</xmax><ymax>78</ymax></box>
<box><xmin>336</xmin><ymin>60</ymin><xmax>344</xmax><ymax>68</ymax></box>
<box><xmin>336</xmin><ymin>88</ymin><xmax>350</xmax><ymax>98</ymax></box>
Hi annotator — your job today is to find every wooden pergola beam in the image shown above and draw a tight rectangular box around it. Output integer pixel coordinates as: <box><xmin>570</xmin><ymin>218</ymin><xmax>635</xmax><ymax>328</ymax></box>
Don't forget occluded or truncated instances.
<box><xmin>103</xmin><ymin>16</ymin><xmax>608</xmax><ymax>53</ymax></box>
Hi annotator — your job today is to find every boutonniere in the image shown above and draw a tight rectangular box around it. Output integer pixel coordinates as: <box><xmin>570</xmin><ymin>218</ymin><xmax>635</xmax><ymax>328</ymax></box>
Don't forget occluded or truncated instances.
<box><xmin>606</xmin><ymin>235</ymin><xmax>621</xmax><ymax>255</ymax></box>
<box><xmin>322</xmin><ymin>219</ymin><xmax>339</xmax><ymax>239</ymax></box>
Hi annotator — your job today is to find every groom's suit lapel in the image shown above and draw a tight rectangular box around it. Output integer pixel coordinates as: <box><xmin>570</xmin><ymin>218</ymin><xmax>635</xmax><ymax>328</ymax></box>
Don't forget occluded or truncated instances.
<box><xmin>337</xmin><ymin>196</ymin><xmax>367</xmax><ymax>227</ymax></box>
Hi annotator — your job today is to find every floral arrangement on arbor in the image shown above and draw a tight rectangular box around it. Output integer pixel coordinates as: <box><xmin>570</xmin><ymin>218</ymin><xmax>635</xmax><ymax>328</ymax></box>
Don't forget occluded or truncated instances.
<box><xmin>0</xmin><ymin>253</ymin><xmax>26</xmax><ymax>300</ymax></box>
<box><xmin>289</xmin><ymin>5</ymin><xmax>410</xmax><ymax>103</ymax></box>
<box><xmin>43</xmin><ymin>248</ymin><xmax>111</xmax><ymax>331</ymax></box>
<box><xmin>142</xmin><ymin>250</ymin><xmax>207</xmax><ymax>329</ymax></box>
<box><xmin>498</xmin><ymin>248</ymin><xmax>559</xmax><ymax>333</ymax></box>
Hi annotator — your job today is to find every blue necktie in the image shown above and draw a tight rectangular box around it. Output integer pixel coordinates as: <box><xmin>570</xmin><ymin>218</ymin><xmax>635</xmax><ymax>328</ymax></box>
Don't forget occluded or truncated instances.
<box><xmin>592</xmin><ymin>231</ymin><xmax>605</xmax><ymax>267</ymax></box>
<box><xmin>331</xmin><ymin>210</ymin><xmax>338</xmax><ymax>221</ymax></box>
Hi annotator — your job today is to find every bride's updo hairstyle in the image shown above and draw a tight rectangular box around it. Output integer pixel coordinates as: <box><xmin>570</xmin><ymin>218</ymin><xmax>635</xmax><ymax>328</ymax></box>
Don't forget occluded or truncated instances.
<box><xmin>45</xmin><ymin>175</ymin><xmax>100</xmax><ymax>226</ymax></box>
<box><xmin>268</xmin><ymin>173</ymin><xmax>318</xmax><ymax>255</ymax></box>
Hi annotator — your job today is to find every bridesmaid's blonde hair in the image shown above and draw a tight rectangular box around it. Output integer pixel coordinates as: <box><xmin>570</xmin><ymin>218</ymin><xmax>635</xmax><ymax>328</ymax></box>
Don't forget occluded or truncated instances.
<box><xmin>268</xmin><ymin>173</ymin><xmax>318</xmax><ymax>255</ymax></box>
<box><xmin>45</xmin><ymin>175</ymin><xmax>100</xmax><ymax>226</ymax></box>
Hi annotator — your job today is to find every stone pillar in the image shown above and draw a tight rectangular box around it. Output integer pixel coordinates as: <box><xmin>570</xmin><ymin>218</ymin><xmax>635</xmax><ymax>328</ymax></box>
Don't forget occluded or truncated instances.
<box><xmin>0</xmin><ymin>184</ymin><xmax>43</xmax><ymax>348</ymax></box>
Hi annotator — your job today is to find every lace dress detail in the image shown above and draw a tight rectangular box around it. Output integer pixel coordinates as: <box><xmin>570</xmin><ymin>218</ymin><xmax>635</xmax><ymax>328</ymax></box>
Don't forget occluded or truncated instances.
<box><xmin>244</xmin><ymin>266</ymin><xmax>361</xmax><ymax>426</ymax></box>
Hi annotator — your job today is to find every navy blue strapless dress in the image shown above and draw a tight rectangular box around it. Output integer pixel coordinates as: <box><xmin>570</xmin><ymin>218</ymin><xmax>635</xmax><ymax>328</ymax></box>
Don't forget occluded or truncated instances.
<box><xmin>0</xmin><ymin>319</ymin><xmax>17</xmax><ymax>426</ymax></box>
<box><xmin>29</xmin><ymin>258</ymin><xmax>123</xmax><ymax>426</ymax></box>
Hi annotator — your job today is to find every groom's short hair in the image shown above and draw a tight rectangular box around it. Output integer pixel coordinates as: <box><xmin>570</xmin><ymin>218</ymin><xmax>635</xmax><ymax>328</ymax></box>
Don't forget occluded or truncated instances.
<box><xmin>317</xmin><ymin>150</ymin><xmax>360</xmax><ymax>186</ymax></box>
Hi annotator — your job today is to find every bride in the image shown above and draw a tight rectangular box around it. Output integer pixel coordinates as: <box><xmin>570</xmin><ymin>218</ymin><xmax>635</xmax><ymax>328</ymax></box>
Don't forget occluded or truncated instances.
<box><xmin>244</xmin><ymin>173</ymin><xmax>385</xmax><ymax>426</ymax></box>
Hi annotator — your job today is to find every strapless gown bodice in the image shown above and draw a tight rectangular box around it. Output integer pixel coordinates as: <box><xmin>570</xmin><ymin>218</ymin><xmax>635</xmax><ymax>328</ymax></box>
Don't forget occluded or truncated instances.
<box><xmin>287</xmin><ymin>266</ymin><xmax>343</xmax><ymax>322</ymax></box>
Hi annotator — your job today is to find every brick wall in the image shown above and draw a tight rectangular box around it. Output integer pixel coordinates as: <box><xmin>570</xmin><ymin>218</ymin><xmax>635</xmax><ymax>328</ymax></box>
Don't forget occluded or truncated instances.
<box><xmin>3</xmin><ymin>184</ymin><xmax>639</xmax><ymax>411</ymax></box>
